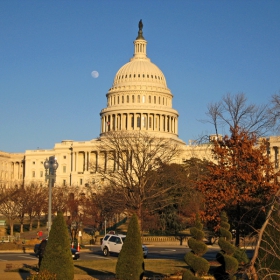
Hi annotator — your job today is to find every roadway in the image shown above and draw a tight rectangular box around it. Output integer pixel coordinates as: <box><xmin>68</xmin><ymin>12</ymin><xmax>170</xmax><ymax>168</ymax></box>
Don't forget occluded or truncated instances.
<box><xmin>0</xmin><ymin>244</ymin><xmax>253</xmax><ymax>262</ymax></box>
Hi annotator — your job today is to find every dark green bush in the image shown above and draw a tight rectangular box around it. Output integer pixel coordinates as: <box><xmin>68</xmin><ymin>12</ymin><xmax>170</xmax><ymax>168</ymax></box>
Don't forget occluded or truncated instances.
<box><xmin>218</xmin><ymin>238</ymin><xmax>236</xmax><ymax>255</ymax></box>
<box><xmin>219</xmin><ymin>227</ymin><xmax>232</xmax><ymax>240</ymax></box>
<box><xmin>190</xmin><ymin>227</ymin><xmax>204</xmax><ymax>240</ymax></box>
<box><xmin>215</xmin><ymin>211</ymin><xmax>238</xmax><ymax>280</ymax></box>
<box><xmin>224</xmin><ymin>255</ymin><xmax>239</xmax><ymax>275</ymax></box>
<box><xmin>188</xmin><ymin>238</ymin><xmax>208</xmax><ymax>256</ymax></box>
<box><xmin>40</xmin><ymin>212</ymin><xmax>74</xmax><ymax>280</ymax></box>
<box><xmin>115</xmin><ymin>214</ymin><xmax>144</xmax><ymax>280</ymax></box>
<box><xmin>182</xmin><ymin>269</ymin><xmax>202</xmax><ymax>280</ymax></box>
<box><xmin>184</xmin><ymin>215</ymin><xmax>209</xmax><ymax>278</ymax></box>
<box><xmin>233</xmin><ymin>247</ymin><xmax>249</xmax><ymax>265</ymax></box>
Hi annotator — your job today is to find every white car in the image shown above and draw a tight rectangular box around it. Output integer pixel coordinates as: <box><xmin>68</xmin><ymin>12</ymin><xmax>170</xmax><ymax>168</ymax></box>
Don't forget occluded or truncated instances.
<box><xmin>101</xmin><ymin>233</ymin><xmax>148</xmax><ymax>258</ymax></box>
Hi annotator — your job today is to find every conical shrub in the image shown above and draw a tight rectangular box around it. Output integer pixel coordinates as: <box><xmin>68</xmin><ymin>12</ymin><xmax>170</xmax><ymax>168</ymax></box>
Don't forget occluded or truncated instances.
<box><xmin>115</xmin><ymin>214</ymin><xmax>144</xmax><ymax>280</ymax></box>
<box><xmin>40</xmin><ymin>212</ymin><xmax>74</xmax><ymax>280</ymax></box>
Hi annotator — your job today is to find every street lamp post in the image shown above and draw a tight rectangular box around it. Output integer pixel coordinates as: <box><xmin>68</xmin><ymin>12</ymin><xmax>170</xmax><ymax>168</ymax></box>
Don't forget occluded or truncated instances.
<box><xmin>44</xmin><ymin>156</ymin><xmax>59</xmax><ymax>233</ymax></box>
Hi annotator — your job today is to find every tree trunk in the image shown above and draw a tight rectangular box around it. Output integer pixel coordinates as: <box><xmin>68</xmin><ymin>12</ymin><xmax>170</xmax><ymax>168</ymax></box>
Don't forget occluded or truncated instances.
<box><xmin>20</xmin><ymin>223</ymin><xmax>24</xmax><ymax>233</ymax></box>
<box><xmin>9</xmin><ymin>220</ymin><xmax>14</xmax><ymax>236</ymax></box>
<box><xmin>235</xmin><ymin>203</ymin><xmax>241</xmax><ymax>247</ymax></box>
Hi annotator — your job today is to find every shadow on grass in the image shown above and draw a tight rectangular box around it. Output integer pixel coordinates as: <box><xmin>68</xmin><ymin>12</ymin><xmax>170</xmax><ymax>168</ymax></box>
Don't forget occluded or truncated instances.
<box><xmin>74</xmin><ymin>264</ymin><xmax>115</xmax><ymax>278</ymax></box>
<box><xmin>144</xmin><ymin>263</ymin><xmax>187</xmax><ymax>279</ymax></box>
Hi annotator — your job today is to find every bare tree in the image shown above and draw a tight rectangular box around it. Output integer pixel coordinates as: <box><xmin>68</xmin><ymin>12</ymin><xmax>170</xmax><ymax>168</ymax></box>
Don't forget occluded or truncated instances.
<box><xmin>91</xmin><ymin>131</ymin><xmax>180</xmax><ymax>227</ymax></box>
<box><xmin>204</xmin><ymin>93</ymin><xmax>272</xmax><ymax>137</ymax></box>
<box><xmin>269</xmin><ymin>93</ymin><xmax>280</xmax><ymax>133</ymax></box>
<box><xmin>32</xmin><ymin>184</ymin><xmax>48</xmax><ymax>229</ymax></box>
<box><xmin>247</xmin><ymin>189</ymin><xmax>280</xmax><ymax>280</ymax></box>
<box><xmin>0</xmin><ymin>185</ymin><xmax>22</xmax><ymax>236</ymax></box>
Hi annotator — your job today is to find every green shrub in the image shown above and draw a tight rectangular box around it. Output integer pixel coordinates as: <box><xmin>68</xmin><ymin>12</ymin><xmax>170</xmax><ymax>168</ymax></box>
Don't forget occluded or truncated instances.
<box><xmin>218</xmin><ymin>238</ymin><xmax>236</xmax><ymax>255</ymax></box>
<box><xmin>215</xmin><ymin>211</ymin><xmax>238</xmax><ymax>280</ymax></box>
<box><xmin>224</xmin><ymin>254</ymin><xmax>239</xmax><ymax>275</ymax></box>
<box><xmin>40</xmin><ymin>212</ymin><xmax>74</xmax><ymax>280</ymax></box>
<box><xmin>115</xmin><ymin>214</ymin><xmax>144</xmax><ymax>280</ymax></box>
<box><xmin>183</xmin><ymin>215</ymin><xmax>209</xmax><ymax>279</ymax></box>
<box><xmin>188</xmin><ymin>238</ymin><xmax>208</xmax><ymax>256</ymax></box>
<box><xmin>233</xmin><ymin>247</ymin><xmax>249</xmax><ymax>265</ymax></box>
<box><xmin>182</xmin><ymin>269</ymin><xmax>202</xmax><ymax>280</ymax></box>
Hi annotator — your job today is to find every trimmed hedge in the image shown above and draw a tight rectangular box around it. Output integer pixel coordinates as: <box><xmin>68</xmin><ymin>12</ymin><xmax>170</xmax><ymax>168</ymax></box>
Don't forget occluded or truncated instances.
<box><xmin>40</xmin><ymin>212</ymin><xmax>74</xmax><ymax>280</ymax></box>
<box><xmin>115</xmin><ymin>214</ymin><xmax>144</xmax><ymax>280</ymax></box>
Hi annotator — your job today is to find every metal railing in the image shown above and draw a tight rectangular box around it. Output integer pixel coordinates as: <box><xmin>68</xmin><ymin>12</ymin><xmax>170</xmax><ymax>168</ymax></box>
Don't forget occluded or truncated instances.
<box><xmin>0</xmin><ymin>234</ymin><xmax>20</xmax><ymax>243</ymax></box>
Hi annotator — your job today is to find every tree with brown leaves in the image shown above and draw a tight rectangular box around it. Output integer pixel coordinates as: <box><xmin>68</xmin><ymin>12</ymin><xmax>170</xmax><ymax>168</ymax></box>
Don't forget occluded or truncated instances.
<box><xmin>197</xmin><ymin>126</ymin><xmax>278</xmax><ymax>246</ymax></box>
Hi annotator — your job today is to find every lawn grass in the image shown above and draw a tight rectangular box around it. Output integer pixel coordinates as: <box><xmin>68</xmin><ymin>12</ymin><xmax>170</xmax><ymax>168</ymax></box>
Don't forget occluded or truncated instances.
<box><xmin>73</xmin><ymin>259</ymin><xmax>188</xmax><ymax>278</ymax></box>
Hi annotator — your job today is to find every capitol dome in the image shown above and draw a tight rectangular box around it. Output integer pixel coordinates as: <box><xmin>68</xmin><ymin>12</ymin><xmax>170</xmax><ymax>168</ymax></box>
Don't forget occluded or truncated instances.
<box><xmin>100</xmin><ymin>20</ymin><xmax>180</xmax><ymax>140</ymax></box>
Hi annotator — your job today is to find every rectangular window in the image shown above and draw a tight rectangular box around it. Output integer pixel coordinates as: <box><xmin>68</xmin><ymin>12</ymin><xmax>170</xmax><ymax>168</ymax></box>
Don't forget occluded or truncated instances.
<box><xmin>137</xmin><ymin>116</ymin><xmax>141</xmax><ymax>127</ymax></box>
<box><xmin>132</xmin><ymin>95</ymin><xmax>135</xmax><ymax>103</ymax></box>
<box><xmin>63</xmin><ymin>156</ymin><xmax>66</xmax><ymax>159</ymax></box>
<box><xmin>154</xmin><ymin>96</ymin><xmax>156</xmax><ymax>104</ymax></box>
<box><xmin>32</xmin><ymin>171</ymin><xmax>35</xmax><ymax>178</ymax></box>
<box><xmin>149</xmin><ymin>96</ymin><xmax>151</xmax><ymax>103</ymax></box>
<box><xmin>40</xmin><ymin>171</ymin><xmax>43</xmax><ymax>177</ymax></box>
<box><xmin>63</xmin><ymin>166</ymin><xmax>66</xmax><ymax>173</ymax></box>
<box><xmin>63</xmin><ymin>180</ymin><xmax>66</xmax><ymax>186</ymax></box>
<box><xmin>80</xmin><ymin>179</ymin><xmax>83</xmax><ymax>185</ymax></box>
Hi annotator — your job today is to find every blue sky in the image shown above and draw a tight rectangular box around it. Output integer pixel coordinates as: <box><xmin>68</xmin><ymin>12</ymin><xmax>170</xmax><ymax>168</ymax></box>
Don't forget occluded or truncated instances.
<box><xmin>1</xmin><ymin>0</ymin><xmax>280</xmax><ymax>153</ymax></box>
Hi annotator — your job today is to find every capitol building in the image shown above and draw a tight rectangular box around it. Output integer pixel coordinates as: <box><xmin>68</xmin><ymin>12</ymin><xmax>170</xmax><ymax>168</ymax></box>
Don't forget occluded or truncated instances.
<box><xmin>1</xmin><ymin>22</ymin><xmax>280</xmax><ymax>188</ymax></box>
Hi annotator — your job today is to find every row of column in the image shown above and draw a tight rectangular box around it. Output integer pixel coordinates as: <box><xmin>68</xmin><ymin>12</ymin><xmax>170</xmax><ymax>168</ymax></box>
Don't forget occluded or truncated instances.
<box><xmin>100</xmin><ymin>112</ymin><xmax>178</xmax><ymax>135</ymax></box>
<box><xmin>0</xmin><ymin>162</ymin><xmax>22</xmax><ymax>180</ymax></box>
<box><xmin>73</xmin><ymin>150</ymin><xmax>118</xmax><ymax>174</ymax></box>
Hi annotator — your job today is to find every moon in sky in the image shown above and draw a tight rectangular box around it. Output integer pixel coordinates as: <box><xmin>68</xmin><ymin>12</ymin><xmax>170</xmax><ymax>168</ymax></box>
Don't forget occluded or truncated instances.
<box><xmin>91</xmin><ymin>71</ymin><xmax>99</xmax><ymax>78</ymax></box>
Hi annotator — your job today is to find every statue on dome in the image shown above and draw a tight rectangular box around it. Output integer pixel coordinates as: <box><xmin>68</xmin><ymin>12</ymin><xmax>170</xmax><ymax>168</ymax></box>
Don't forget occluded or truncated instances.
<box><xmin>138</xmin><ymin>19</ymin><xmax>143</xmax><ymax>31</ymax></box>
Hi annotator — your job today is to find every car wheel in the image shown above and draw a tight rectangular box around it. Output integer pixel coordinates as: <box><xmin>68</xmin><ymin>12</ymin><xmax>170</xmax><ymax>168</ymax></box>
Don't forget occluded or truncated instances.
<box><xmin>103</xmin><ymin>247</ymin><xmax>109</xmax><ymax>256</ymax></box>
